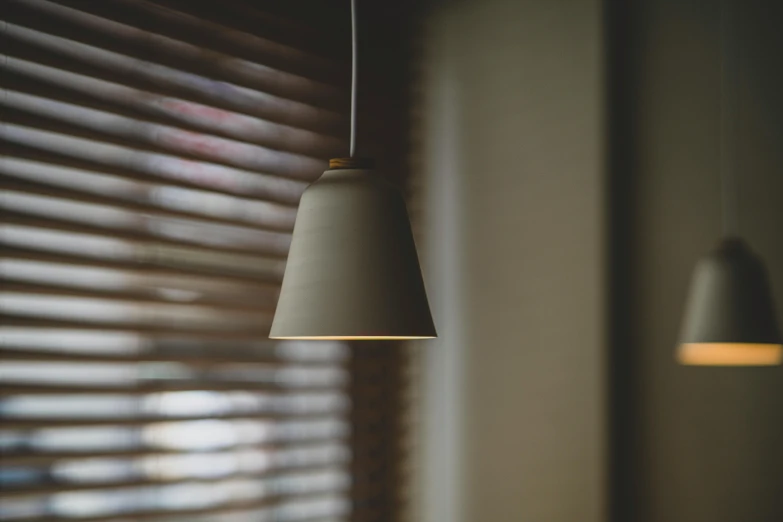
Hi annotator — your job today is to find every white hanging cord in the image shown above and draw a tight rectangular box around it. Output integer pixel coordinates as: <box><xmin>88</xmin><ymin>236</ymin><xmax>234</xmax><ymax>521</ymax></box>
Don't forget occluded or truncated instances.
<box><xmin>349</xmin><ymin>0</ymin><xmax>358</xmax><ymax>157</ymax></box>
<box><xmin>720</xmin><ymin>0</ymin><xmax>740</xmax><ymax>237</ymax></box>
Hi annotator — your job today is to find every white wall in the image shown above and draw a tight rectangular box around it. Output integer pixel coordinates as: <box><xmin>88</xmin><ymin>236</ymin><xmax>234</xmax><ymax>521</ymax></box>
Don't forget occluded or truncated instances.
<box><xmin>413</xmin><ymin>0</ymin><xmax>606</xmax><ymax>520</ymax></box>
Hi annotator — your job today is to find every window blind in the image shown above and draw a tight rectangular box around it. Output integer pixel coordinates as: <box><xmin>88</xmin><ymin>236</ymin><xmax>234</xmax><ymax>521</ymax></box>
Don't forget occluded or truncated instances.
<box><xmin>0</xmin><ymin>1</ymin><xmax>367</xmax><ymax>520</ymax></box>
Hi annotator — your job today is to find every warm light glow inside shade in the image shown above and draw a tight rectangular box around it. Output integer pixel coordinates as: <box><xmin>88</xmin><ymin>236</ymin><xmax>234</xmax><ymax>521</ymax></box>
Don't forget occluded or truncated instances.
<box><xmin>678</xmin><ymin>343</ymin><xmax>783</xmax><ymax>366</ymax></box>
<box><xmin>270</xmin><ymin>336</ymin><xmax>436</xmax><ymax>340</ymax></box>
<box><xmin>677</xmin><ymin>238</ymin><xmax>781</xmax><ymax>366</ymax></box>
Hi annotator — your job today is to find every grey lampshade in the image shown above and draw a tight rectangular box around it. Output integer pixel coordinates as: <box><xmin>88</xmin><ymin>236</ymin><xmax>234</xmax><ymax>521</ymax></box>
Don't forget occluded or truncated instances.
<box><xmin>269</xmin><ymin>159</ymin><xmax>436</xmax><ymax>340</ymax></box>
<box><xmin>677</xmin><ymin>237</ymin><xmax>782</xmax><ymax>365</ymax></box>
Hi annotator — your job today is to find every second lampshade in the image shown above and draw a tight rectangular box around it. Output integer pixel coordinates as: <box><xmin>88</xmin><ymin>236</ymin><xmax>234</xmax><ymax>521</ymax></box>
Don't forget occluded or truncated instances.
<box><xmin>678</xmin><ymin>238</ymin><xmax>782</xmax><ymax>365</ymax></box>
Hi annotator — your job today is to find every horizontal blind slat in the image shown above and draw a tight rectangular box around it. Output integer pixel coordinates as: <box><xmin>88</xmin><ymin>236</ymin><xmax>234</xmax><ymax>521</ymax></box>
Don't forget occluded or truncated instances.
<box><xmin>2</xmin><ymin>56</ymin><xmax>344</xmax><ymax>157</ymax></box>
<box><xmin>0</xmin><ymin>226</ymin><xmax>287</xmax><ymax>283</ymax></box>
<box><xmin>0</xmin><ymin>281</ymin><xmax>276</xmax><ymax>313</ymax></box>
<box><xmin>0</xmin><ymin>289</ymin><xmax>269</xmax><ymax>325</ymax></box>
<box><xmin>5</xmin><ymin>493</ymin><xmax>350</xmax><ymax>522</ymax></box>
<box><xmin>0</xmin><ymin>316</ymin><xmax>272</xmax><ymax>338</ymax></box>
<box><xmin>0</xmin><ymin>248</ymin><xmax>282</xmax><ymax>286</ymax></box>
<box><xmin>0</xmin><ymin>328</ymin><xmax>348</xmax><ymax>359</ymax></box>
<box><xmin>1</xmin><ymin>213</ymin><xmax>291</xmax><ymax>259</ymax></box>
<box><xmin>1</xmin><ymin>142</ymin><xmax>308</xmax><ymax>207</ymax></box>
<box><xmin>1</xmin><ymin>467</ymin><xmax>349</xmax><ymax>498</ymax></box>
<box><xmin>150</xmin><ymin>0</ymin><xmax>340</xmax><ymax>58</ymax></box>
<box><xmin>0</xmin><ymin>350</ymin><xmax>341</xmax><ymax>366</ymax></box>
<box><xmin>1</xmin><ymin>124</ymin><xmax>309</xmax><ymax>205</ymax></box>
<box><xmin>0</xmin><ymin>89</ymin><xmax>327</xmax><ymax>177</ymax></box>
<box><xmin>8</xmin><ymin>0</ymin><xmax>344</xmax><ymax>108</ymax></box>
<box><xmin>64</xmin><ymin>0</ymin><xmax>340</xmax><ymax>80</ymax></box>
<box><xmin>0</xmin><ymin>191</ymin><xmax>292</xmax><ymax>256</ymax></box>
<box><xmin>0</xmin><ymin>413</ymin><xmax>348</xmax><ymax>430</ymax></box>
<box><xmin>0</xmin><ymin>258</ymin><xmax>279</xmax><ymax>301</ymax></box>
<box><xmin>2</xmin><ymin>440</ymin><xmax>351</xmax><ymax>466</ymax></box>
<box><xmin>0</xmin><ymin>167</ymin><xmax>298</xmax><ymax>232</ymax></box>
<box><xmin>0</xmin><ymin>384</ymin><xmax>346</xmax><ymax>395</ymax></box>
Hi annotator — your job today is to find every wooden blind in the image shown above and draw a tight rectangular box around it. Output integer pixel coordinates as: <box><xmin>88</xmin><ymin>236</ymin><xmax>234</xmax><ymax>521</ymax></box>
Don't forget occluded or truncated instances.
<box><xmin>0</xmin><ymin>1</ymin><xmax>377</xmax><ymax>521</ymax></box>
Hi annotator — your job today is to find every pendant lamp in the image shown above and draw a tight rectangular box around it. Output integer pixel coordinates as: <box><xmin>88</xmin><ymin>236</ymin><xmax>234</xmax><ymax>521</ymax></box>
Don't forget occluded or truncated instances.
<box><xmin>677</xmin><ymin>0</ymin><xmax>781</xmax><ymax>365</ymax></box>
<box><xmin>269</xmin><ymin>0</ymin><xmax>436</xmax><ymax>340</ymax></box>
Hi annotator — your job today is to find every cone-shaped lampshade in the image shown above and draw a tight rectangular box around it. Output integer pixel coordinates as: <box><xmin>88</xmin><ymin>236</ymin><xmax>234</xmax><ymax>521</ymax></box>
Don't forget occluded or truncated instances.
<box><xmin>677</xmin><ymin>237</ymin><xmax>782</xmax><ymax>365</ymax></box>
<box><xmin>270</xmin><ymin>159</ymin><xmax>436</xmax><ymax>340</ymax></box>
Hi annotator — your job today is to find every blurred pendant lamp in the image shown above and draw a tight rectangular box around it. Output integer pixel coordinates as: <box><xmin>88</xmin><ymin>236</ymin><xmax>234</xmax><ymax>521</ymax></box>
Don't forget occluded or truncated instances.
<box><xmin>677</xmin><ymin>0</ymin><xmax>781</xmax><ymax>366</ymax></box>
<box><xmin>269</xmin><ymin>0</ymin><xmax>436</xmax><ymax>340</ymax></box>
